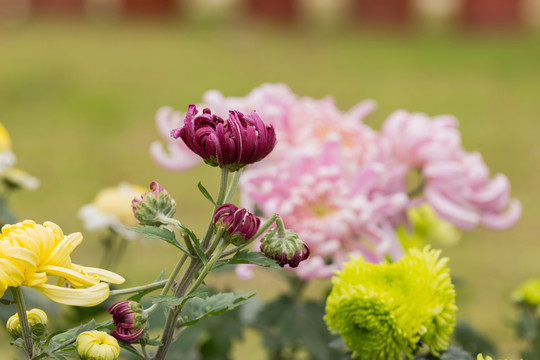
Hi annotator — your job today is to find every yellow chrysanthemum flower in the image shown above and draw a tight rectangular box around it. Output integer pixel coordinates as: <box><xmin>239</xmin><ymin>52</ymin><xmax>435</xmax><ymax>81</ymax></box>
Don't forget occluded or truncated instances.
<box><xmin>0</xmin><ymin>220</ymin><xmax>125</xmax><ymax>306</ymax></box>
<box><xmin>76</xmin><ymin>330</ymin><xmax>120</xmax><ymax>360</ymax></box>
<box><xmin>325</xmin><ymin>247</ymin><xmax>457</xmax><ymax>359</ymax></box>
<box><xmin>6</xmin><ymin>308</ymin><xmax>48</xmax><ymax>338</ymax></box>
<box><xmin>78</xmin><ymin>183</ymin><xmax>147</xmax><ymax>240</ymax></box>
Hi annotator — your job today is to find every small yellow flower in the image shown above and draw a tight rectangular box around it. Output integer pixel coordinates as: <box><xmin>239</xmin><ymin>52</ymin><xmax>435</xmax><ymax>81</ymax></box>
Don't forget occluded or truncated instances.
<box><xmin>0</xmin><ymin>220</ymin><xmax>125</xmax><ymax>306</ymax></box>
<box><xmin>78</xmin><ymin>183</ymin><xmax>147</xmax><ymax>240</ymax></box>
<box><xmin>6</xmin><ymin>308</ymin><xmax>48</xmax><ymax>338</ymax></box>
<box><xmin>76</xmin><ymin>330</ymin><xmax>120</xmax><ymax>360</ymax></box>
<box><xmin>513</xmin><ymin>278</ymin><xmax>540</xmax><ymax>307</ymax></box>
<box><xmin>0</xmin><ymin>123</ymin><xmax>12</xmax><ymax>153</ymax></box>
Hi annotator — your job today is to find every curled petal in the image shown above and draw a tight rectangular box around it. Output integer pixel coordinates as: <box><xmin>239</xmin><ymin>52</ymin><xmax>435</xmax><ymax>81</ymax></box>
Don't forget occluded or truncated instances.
<box><xmin>35</xmin><ymin>282</ymin><xmax>111</xmax><ymax>307</ymax></box>
<box><xmin>78</xmin><ymin>265</ymin><xmax>126</xmax><ymax>284</ymax></box>
<box><xmin>480</xmin><ymin>199</ymin><xmax>522</xmax><ymax>230</ymax></box>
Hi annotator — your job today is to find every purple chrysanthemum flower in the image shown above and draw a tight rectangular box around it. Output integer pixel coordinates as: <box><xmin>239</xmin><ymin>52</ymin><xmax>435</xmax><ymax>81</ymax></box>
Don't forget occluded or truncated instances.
<box><xmin>108</xmin><ymin>301</ymin><xmax>146</xmax><ymax>344</ymax></box>
<box><xmin>171</xmin><ymin>105</ymin><xmax>277</xmax><ymax>172</ymax></box>
<box><xmin>213</xmin><ymin>203</ymin><xmax>261</xmax><ymax>246</ymax></box>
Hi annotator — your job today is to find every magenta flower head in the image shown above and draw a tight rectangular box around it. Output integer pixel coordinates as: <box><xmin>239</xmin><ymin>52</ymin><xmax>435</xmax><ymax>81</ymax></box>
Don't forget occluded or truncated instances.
<box><xmin>213</xmin><ymin>203</ymin><xmax>261</xmax><ymax>246</ymax></box>
<box><xmin>171</xmin><ymin>105</ymin><xmax>277</xmax><ymax>172</ymax></box>
<box><xmin>260</xmin><ymin>227</ymin><xmax>310</xmax><ymax>268</ymax></box>
<box><xmin>108</xmin><ymin>301</ymin><xmax>147</xmax><ymax>344</ymax></box>
<box><xmin>132</xmin><ymin>181</ymin><xmax>176</xmax><ymax>226</ymax></box>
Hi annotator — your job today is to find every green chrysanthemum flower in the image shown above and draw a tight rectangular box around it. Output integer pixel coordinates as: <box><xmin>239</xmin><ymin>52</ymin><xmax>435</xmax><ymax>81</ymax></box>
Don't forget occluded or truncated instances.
<box><xmin>325</xmin><ymin>246</ymin><xmax>457</xmax><ymax>359</ymax></box>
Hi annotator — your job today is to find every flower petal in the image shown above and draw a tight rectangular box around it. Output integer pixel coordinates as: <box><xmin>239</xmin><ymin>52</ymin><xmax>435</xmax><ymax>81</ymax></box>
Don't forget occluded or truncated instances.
<box><xmin>42</xmin><ymin>232</ymin><xmax>82</xmax><ymax>266</ymax></box>
<box><xmin>38</xmin><ymin>265</ymin><xmax>99</xmax><ymax>287</ymax></box>
<box><xmin>35</xmin><ymin>283</ymin><xmax>111</xmax><ymax>307</ymax></box>
<box><xmin>78</xmin><ymin>265</ymin><xmax>126</xmax><ymax>284</ymax></box>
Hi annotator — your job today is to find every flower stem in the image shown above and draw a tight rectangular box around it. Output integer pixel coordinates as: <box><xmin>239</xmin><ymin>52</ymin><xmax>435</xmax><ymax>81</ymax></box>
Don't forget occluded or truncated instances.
<box><xmin>276</xmin><ymin>215</ymin><xmax>286</xmax><ymax>238</ymax></box>
<box><xmin>201</xmin><ymin>168</ymin><xmax>230</xmax><ymax>250</ymax></box>
<box><xmin>109</xmin><ymin>280</ymin><xmax>169</xmax><ymax>297</ymax></box>
<box><xmin>187</xmin><ymin>241</ymin><xmax>228</xmax><ymax>295</ymax></box>
<box><xmin>161</xmin><ymin>253</ymin><xmax>188</xmax><ymax>296</ymax></box>
<box><xmin>10</xmin><ymin>287</ymin><xmax>33</xmax><ymax>359</ymax></box>
<box><xmin>220</xmin><ymin>213</ymin><xmax>277</xmax><ymax>258</ymax></box>
<box><xmin>224</xmin><ymin>169</ymin><xmax>242</xmax><ymax>203</ymax></box>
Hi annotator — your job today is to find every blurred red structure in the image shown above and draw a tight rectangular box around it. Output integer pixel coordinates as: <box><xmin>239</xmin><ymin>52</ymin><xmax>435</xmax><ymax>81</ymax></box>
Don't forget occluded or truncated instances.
<box><xmin>350</xmin><ymin>0</ymin><xmax>411</xmax><ymax>26</ymax></box>
<box><xmin>31</xmin><ymin>0</ymin><xmax>84</xmax><ymax>16</ymax></box>
<box><xmin>121</xmin><ymin>0</ymin><xmax>178</xmax><ymax>18</ymax></box>
<box><xmin>247</xmin><ymin>0</ymin><xmax>299</xmax><ymax>22</ymax></box>
<box><xmin>461</xmin><ymin>0</ymin><xmax>523</xmax><ymax>28</ymax></box>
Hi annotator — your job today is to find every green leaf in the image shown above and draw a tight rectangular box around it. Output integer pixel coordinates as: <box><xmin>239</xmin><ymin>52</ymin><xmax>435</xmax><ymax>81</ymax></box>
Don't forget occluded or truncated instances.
<box><xmin>453</xmin><ymin>321</ymin><xmax>498</xmax><ymax>357</ymax></box>
<box><xmin>198</xmin><ymin>182</ymin><xmax>217</xmax><ymax>206</ymax></box>
<box><xmin>178</xmin><ymin>224</ymin><xmax>201</xmax><ymax>248</ymax></box>
<box><xmin>194</xmin><ymin>245</ymin><xmax>208</xmax><ymax>265</ymax></box>
<box><xmin>228</xmin><ymin>250</ymin><xmax>280</xmax><ymax>269</ymax></box>
<box><xmin>152</xmin><ymin>294</ymin><xmax>196</xmax><ymax>307</ymax></box>
<box><xmin>127</xmin><ymin>225</ymin><xmax>187</xmax><ymax>252</ymax></box>
<box><xmin>0</xmin><ymin>298</ymin><xmax>13</xmax><ymax>305</ymax></box>
<box><xmin>177</xmin><ymin>293</ymin><xmax>254</xmax><ymax>327</ymax></box>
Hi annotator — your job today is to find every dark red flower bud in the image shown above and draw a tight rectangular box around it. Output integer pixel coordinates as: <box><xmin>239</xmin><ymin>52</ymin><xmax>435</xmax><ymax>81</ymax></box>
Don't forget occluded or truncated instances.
<box><xmin>108</xmin><ymin>301</ymin><xmax>146</xmax><ymax>344</ymax></box>
<box><xmin>213</xmin><ymin>204</ymin><xmax>261</xmax><ymax>246</ymax></box>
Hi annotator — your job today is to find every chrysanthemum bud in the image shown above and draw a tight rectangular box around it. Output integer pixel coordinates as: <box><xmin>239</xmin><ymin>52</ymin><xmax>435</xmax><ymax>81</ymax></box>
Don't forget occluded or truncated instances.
<box><xmin>260</xmin><ymin>227</ymin><xmax>309</xmax><ymax>268</ymax></box>
<box><xmin>108</xmin><ymin>301</ymin><xmax>147</xmax><ymax>344</ymax></box>
<box><xmin>213</xmin><ymin>204</ymin><xmax>260</xmax><ymax>246</ymax></box>
<box><xmin>172</xmin><ymin>105</ymin><xmax>277</xmax><ymax>172</ymax></box>
<box><xmin>76</xmin><ymin>330</ymin><xmax>120</xmax><ymax>360</ymax></box>
<box><xmin>6</xmin><ymin>308</ymin><xmax>48</xmax><ymax>339</ymax></box>
<box><xmin>512</xmin><ymin>279</ymin><xmax>540</xmax><ymax>307</ymax></box>
<box><xmin>132</xmin><ymin>181</ymin><xmax>176</xmax><ymax>226</ymax></box>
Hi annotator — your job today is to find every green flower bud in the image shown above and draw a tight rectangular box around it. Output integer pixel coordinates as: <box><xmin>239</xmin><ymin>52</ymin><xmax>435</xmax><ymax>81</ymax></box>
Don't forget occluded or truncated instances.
<box><xmin>260</xmin><ymin>227</ymin><xmax>309</xmax><ymax>268</ymax></box>
<box><xmin>132</xmin><ymin>181</ymin><xmax>176</xmax><ymax>226</ymax></box>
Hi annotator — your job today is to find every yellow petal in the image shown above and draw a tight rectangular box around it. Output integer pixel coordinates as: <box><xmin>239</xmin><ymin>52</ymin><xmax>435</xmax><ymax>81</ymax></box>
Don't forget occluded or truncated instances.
<box><xmin>38</xmin><ymin>265</ymin><xmax>99</xmax><ymax>287</ymax></box>
<box><xmin>35</xmin><ymin>283</ymin><xmax>110</xmax><ymax>307</ymax></box>
<box><xmin>23</xmin><ymin>271</ymin><xmax>47</xmax><ymax>287</ymax></box>
<box><xmin>77</xmin><ymin>265</ymin><xmax>126</xmax><ymax>285</ymax></box>
<box><xmin>42</xmin><ymin>233</ymin><xmax>82</xmax><ymax>266</ymax></box>
<box><xmin>0</xmin><ymin>258</ymin><xmax>25</xmax><ymax>286</ymax></box>
<box><xmin>3</xmin><ymin>246</ymin><xmax>39</xmax><ymax>271</ymax></box>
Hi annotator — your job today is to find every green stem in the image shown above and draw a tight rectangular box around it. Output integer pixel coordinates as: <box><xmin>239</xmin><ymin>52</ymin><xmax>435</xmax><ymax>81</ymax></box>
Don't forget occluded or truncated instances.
<box><xmin>201</xmin><ymin>168</ymin><xmax>230</xmax><ymax>249</ymax></box>
<box><xmin>205</xmin><ymin>227</ymin><xmax>225</xmax><ymax>258</ymax></box>
<box><xmin>10</xmin><ymin>287</ymin><xmax>33</xmax><ymax>359</ymax></box>
<box><xmin>275</xmin><ymin>215</ymin><xmax>287</xmax><ymax>238</ymax></box>
<box><xmin>100</xmin><ymin>230</ymin><xmax>117</xmax><ymax>269</ymax></box>
<box><xmin>187</xmin><ymin>241</ymin><xmax>228</xmax><ymax>295</ymax></box>
<box><xmin>111</xmin><ymin>236</ymin><xmax>129</xmax><ymax>271</ymax></box>
<box><xmin>160</xmin><ymin>253</ymin><xmax>188</xmax><ymax>296</ymax></box>
<box><xmin>224</xmin><ymin>169</ymin><xmax>242</xmax><ymax>204</ymax></box>
<box><xmin>109</xmin><ymin>280</ymin><xmax>169</xmax><ymax>297</ymax></box>
<box><xmin>153</xmin><ymin>260</ymin><xmax>202</xmax><ymax>360</ymax></box>
<box><xmin>220</xmin><ymin>213</ymin><xmax>277</xmax><ymax>258</ymax></box>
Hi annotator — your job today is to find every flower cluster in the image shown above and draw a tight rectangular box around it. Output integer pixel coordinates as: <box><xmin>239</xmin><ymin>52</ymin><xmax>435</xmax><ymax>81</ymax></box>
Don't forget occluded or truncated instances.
<box><xmin>324</xmin><ymin>247</ymin><xmax>457</xmax><ymax>359</ymax></box>
<box><xmin>152</xmin><ymin>84</ymin><xmax>521</xmax><ymax>280</ymax></box>
<box><xmin>0</xmin><ymin>220</ymin><xmax>125</xmax><ymax>306</ymax></box>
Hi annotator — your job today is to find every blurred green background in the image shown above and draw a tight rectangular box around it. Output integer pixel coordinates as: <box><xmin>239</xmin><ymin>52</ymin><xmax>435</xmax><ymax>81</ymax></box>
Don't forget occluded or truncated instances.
<box><xmin>1</xmin><ymin>3</ymin><xmax>540</xmax><ymax>358</ymax></box>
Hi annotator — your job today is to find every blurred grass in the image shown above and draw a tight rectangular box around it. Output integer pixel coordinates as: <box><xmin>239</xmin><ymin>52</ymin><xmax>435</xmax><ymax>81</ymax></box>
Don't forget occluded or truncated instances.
<box><xmin>1</xmin><ymin>18</ymin><xmax>539</xmax><ymax>358</ymax></box>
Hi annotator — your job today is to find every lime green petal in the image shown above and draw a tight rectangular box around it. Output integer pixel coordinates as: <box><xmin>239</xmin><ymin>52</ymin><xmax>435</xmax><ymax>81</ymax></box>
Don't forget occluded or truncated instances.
<box><xmin>38</xmin><ymin>265</ymin><xmax>99</xmax><ymax>287</ymax></box>
<box><xmin>35</xmin><ymin>282</ymin><xmax>110</xmax><ymax>307</ymax></box>
<box><xmin>78</xmin><ymin>265</ymin><xmax>126</xmax><ymax>285</ymax></box>
<box><xmin>42</xmin><ymin>232</ymin><xmax>82</xmax><ymax>266</ymax></box>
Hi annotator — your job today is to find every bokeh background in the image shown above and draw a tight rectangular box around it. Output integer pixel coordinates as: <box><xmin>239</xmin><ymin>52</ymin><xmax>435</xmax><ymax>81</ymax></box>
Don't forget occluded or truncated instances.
<box><xmin>1</xmin><ymin>0</ymin><xmax>540</xmax><ymax>358</ymax></box>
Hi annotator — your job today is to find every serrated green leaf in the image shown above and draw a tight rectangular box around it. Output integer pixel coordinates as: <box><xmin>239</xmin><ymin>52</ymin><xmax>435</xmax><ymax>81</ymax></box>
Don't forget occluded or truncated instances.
<box><xmin>128</xmin><ymin>225</ymin><xmax>187</xmax><ymax>252</ymax></box>
<box><xmin>198</xmin><ymin>182</ymin><xmax>217</xmax><ymax>206</ymax></box>
<box><xmin>177</xmin><ymin>293</ymin><xmax>254</xmax><ymax>327</ymax></box>
<box><xmin>228</xmin><ymin>250</ymin><xmax>280</xmax><ymax>269</ymax></box>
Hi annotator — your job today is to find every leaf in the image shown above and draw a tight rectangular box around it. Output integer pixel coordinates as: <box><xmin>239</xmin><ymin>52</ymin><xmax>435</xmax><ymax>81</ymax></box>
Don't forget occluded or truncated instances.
<box><xmin>439</xmin><ymin>346</ymin><xmax>476</xmax><ymax>360</ymax></box>
<box><xmin>152</xmin><ymin>295</ymin><xmax>196</xmax><ymax>307</ymax></box>
<box><xmin>198</xmin><ymin>182</ymin><xmax>217</xmax><ymax>206</ymax></box>
<box><xmin>127</xmin><ymin>225</ymin><xmax>186</xmax><ymax>252</ymax></box>
<box><xmin>194</xmin><ymin>245</ymin><xmax>208</xmax><ymax>265</ymax></box>
<box><xmin>0</xmin><ymin>298</ymin><xmax>13</xmax><ymax>305</ymax></box>
<box><xmin>177</xmin><ymin>293</ymin><xmax>254</xmax><ymax>327</ymax></box>
<box><xmin>228</xmin><ymin>250</ymin><xmax>280</xmax><ymax>269</ymax></box>
<box><xmin>453</xmin><ymin>321</ymin><xmax>498</xmax><ymax>357</ymax></box>
<box><xmin>178</xmin><ymin>224</ymin><xmax>201</xmax><ymax>248</ymax></box>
